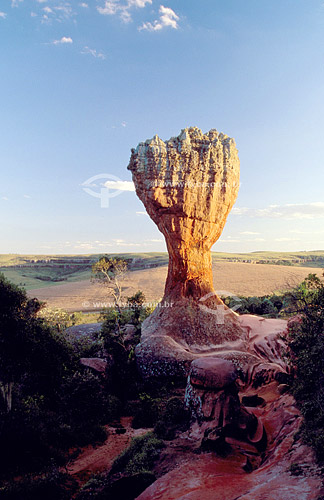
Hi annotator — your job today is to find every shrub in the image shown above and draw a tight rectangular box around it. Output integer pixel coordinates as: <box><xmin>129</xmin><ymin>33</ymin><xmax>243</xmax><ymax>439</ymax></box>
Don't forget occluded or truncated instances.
<box><xmin>110</xmin><ymin>432</ymin><xmax>164</xmax><ymax>475</ymax></box>
<box><xmin>0</xmin><ymin>468</ymin><xmax>74</xmax><ymax>500</ymax></box>
<box><xmin>286</xmin><ymin>273</ymin><xmax>324</xmax><ymax>462</ymax></box>
<box><xmin>132</xmin><ymin>393</ymin><xmax>161</xmax><ymax>429</ymax></box>
<box><xmin>154</xmin><ymin>396</ymin><xmax>190</xmax><ymax>440</ymax></box>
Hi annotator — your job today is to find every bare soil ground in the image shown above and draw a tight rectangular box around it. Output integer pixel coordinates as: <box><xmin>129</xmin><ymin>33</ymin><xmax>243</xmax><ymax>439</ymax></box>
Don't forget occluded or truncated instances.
<box><xmin>66</xmin><ymin>417</ymin><xmax>149</xmax><ymax>487</ymax></box>
<box><xmin>28</xmin><ymin>262</ymin><xmax>323</xmax><ymax>312</ymax></box>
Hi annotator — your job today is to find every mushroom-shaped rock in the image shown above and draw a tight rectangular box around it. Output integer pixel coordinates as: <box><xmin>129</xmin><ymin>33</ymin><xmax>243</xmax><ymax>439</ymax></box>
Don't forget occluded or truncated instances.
<box><xmin>128</xmin><ymin>127</ymin><xmax>249</xmax><ymax>379</ymax></box>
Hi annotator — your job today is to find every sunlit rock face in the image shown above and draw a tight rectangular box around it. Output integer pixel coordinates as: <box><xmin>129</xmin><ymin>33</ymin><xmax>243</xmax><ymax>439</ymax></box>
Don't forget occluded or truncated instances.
<box><xmin>128</xmin><ymin>127</ymin><xmax>240</xmax><ymax>302</ymax></box>
<box><xmin>128</xmin><ymin>127</ymin><xmax>248</xmax><ymax>379</ymax></box>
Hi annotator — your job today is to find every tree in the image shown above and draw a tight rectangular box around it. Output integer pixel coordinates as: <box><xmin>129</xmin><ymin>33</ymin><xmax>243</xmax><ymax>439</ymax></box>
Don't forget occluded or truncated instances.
<box><xmin>91</xmin><ymin>256</ymin><xmax>128</xmax><ymax>310</ymax></box>
<box><xmin>286</xmin><ymin>272</ymin><xmax>324</xmax><ymax>461</ymax></box>
<box><xmin>0</xmin><ymin>273</ymin><xmax>71</xmax><ymax>412</ymax></box>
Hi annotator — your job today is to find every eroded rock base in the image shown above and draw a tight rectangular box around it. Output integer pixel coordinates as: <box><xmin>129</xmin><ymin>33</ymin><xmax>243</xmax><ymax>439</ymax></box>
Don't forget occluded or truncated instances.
<box><xmin>137</xmin><ymin>382</ymin><xmax>323</xmax><ymax>500</ymax></box>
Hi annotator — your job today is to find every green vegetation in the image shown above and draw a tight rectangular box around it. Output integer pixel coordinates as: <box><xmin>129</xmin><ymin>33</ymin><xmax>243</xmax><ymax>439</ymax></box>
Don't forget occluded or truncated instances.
<box><xmin>91</xmin><ymin>256</ymin><xmax>128</xmax><ymax>308</ymax></box>
<box><xmin>76</xmin><ymin>433</ymin><xmax>163</xmax><ymax>500</ymax></box>
<box><xmin>39</xmin><ymin>307</ymin><xmax>101</xmax><ymax>331</ymax></box>
<box><xmin>99</xmin><ymin>291</ymin><xmax>153</xmax><ymax>399</ymax></box>
<box><xmin>0</xmin><ymin>468</ymin><xmax>73</xmax><ymax>500</ymax></box>
<box><xmin>285</xmin><ymin>273</ymin><xmax>324</xmax><ymax>463</ymax></box>
<box><xmin>0</xmin><ymin>273</ymin><xmax>123</xmax><ymax>498</ymax></box>
<box><xmin>111</xmin><ymin>432</ymin><xmax>164</xmax><ymax>476</ymax></box>
<box><xmin>222</xmin><ymin>293</ymin><xmax>285</xmax><ymax>317</ymax></box>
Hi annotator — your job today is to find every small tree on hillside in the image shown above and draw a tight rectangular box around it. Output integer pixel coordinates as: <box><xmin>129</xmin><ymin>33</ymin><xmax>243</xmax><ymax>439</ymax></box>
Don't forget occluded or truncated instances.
<box><xmin>91</xmin><ymin>256</ymin><xmax>128</xmax><ymax>311</ymax></box>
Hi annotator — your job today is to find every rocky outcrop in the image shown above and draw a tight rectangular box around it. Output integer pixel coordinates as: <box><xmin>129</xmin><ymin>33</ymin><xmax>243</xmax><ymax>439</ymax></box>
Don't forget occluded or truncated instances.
<box><xmin>137</xmin><ymin>382</ymin><xmax>323</xmax><ymax>500</ymax></box>
<box><xmin>128</xmin><ymin>127</ymin><xmax>249</xmax><ymax>378</ymax></box>
<box><xmin>80</xmin><ymin>358</ymin><xmax>107</xmax><ymax>373</ymax></box>
<box><xmin>128</xmin><ymin>127</ymin><xmax>240</xmax><ymax>302</ymax></box>
<box><xmin>185</xmin><ymin>358</ymin><xmax>267</xmax><ymax>454</ymax></box>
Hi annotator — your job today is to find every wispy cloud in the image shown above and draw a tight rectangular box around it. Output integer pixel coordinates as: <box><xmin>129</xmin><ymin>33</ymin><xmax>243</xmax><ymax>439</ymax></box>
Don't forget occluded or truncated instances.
<box><xmin>11</xmin><ymin>0</ymin><xmax>23</xmax><ymax>7</ymax></box>
<box><xmin>0</xmin><ymin>12</ymin><xmax>7</xmax><ymax>18</ymax></box>
<box><xmin>53</xmin><ymin>3</ymin><xmax>74</xmax><ymax>20</ymax></box>
<box><xmin>239</xmin><ymin>231</ymin><xmax>260</xmax><ymax>235</ymax></box>
<box><xmin>52</xmin><ymin>36</ymin><xmax>73</xmax><ymax>45</ymax></box>
<box><xmin>139</xmin><ymin>5</ymin><xmax>179</xmax><ymax>31</ymax></box>
<box><xmin>81</xmin><ymin>46</ymin><xmax>106</xmax><ymax>59</ymax></box>
<box><xmin>289</xmin><ymin>229</ymin><xmax>324</xmax><ymax>235</ymax></box>
<box><xmin>79</xmin><ymin>2</ymin><xmax>88</xmax><ymax>7</ymax></box>
<box><xmin>275</xmin><ymin>237</ymin><xmax>300</xmax><ymax>242</ymax></box>
<box><xmin>232</xmin><ymin>202</ymin><xmax>324</xmax><ymax>220</ymax></box>
<box><xmin>104</xmin><ymin>180</ymin><xmax>135</xmax><ymax>191</ymax></box>
<box><xmin>97</xmin><ymin>0</ymin><xmax>152</xmax><ymax>23</ymax></box>
<box><xmin>136</xmin><ymin>211</ymin><xmax>148</xmax><ymax>216</ymax></box>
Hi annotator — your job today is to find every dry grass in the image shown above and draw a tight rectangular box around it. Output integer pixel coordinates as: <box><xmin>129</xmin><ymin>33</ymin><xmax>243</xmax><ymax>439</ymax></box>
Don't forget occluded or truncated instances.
<box><xmin>27</xmin><ymin>262</ymin><xmax>323</xmax><ymax>312</ymax></box>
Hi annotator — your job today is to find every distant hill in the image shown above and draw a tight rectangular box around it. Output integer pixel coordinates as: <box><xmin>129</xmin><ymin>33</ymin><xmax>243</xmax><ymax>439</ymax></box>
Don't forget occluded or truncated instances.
<box><xmin>0</xmin><ymin>251</ymin><xmax>323</xmax><ymax>291</ymax></box>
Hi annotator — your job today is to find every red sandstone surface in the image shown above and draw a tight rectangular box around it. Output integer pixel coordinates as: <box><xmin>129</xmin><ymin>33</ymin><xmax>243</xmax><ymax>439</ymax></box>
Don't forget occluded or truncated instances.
<box><xmin>137</xmin><ymin>384</ymin><xmax>323</xmax><ymax>500</ymax></box>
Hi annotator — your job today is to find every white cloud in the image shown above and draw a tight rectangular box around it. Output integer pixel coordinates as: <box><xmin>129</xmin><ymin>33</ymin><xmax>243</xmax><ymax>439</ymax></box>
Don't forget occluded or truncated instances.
<box><xmin>81</xmin><ymin>46</ymin><xmax>106</xmax><ymax>59</ymax></box>
<box><xmin>36</xmin><ymin>0</ymin><xmax>47</xmax><ymax>3</ymax></box>
<box><xmin>289</xmin><ymin>229</ymin><xmax>324</xmax><ymax>235</ymax></box>
<box><xmin>31</xmin><ymin>12</ymin><xmax>37</xmax><ymax>17</ymax></box>
<box><xmin>53</xmin><ymin>3</ymin><xmax>74</xmax><ymax>20</ymax></box>
<box><xmin>43</xmin><ymin>6</ymin><xmax>53</xmax><ymax>13</ymax></box>
<box><xmin>2</xmin><ymin>197</ymin><xmax>8</xmax><ymax>201</ymax></box>
<box><xmin>0</xmin><ymin>12</ymin><xmax>7</xmax><ymax>18</ymax></box>
<box><xmin>218</xmin><ymin>238</ymin><xmax>240</xmax><ymax>243</ymax></box>
<box><xmin>136</xmin><ymin>211</ymin><xmax>148</xmax><ymax>216</ymax></box>
<box><xmin>139</xmin><ymin>5</ymin><xmax>179</xmax><ymax>32</ymax></box>
<box><xmin>11</xmin><ymin>0</ymin><xmax>23</xmax><ymax>7</ymax></box>
<box><xmin>97</xmin><ymin>0</ymin><xmax>152</xmax><ymax>23</ymax></box>
<box><xmin>275</xmin><ymin>237</ymin><xmax>300</xmax><ymax>242</ymax></box>
<box><xmin>104</xmin><ymin>180</ymin><xmax>135</xmax><ymax>191</ymax></box>
<box><xmin>52</xmin><ymin>36</ymin><xmax>73</xmax><ymax>45</ymax></box>
<box><xmin>121</xmin><ymin>121</ymin><xmax>127</xmax><ymax>127</ymax></box>
<box><xmin>239</xmin><ymin>231</ymin><xmax>260</xmax><ymax>235</ymax></box>
<box><xmin>79</xmin><ymin>2</ymin><xmax>88</xmax><ymax>7</ymax></box>
<box><xmin>23</xmin><ymin>194</ymin><xmax>32</xmax><ymax>199</ymax></box>
<box><xmin>232</xmin><ymin>202</ymin><xmax>324</xmax><ymax>220</ymax></box>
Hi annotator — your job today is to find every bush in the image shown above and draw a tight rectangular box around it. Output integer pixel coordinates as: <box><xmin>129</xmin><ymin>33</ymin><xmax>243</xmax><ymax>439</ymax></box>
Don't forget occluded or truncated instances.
<box><xmin>154</xmin><ymin>396</ymin><xmax>190</xmax><ymax>440</ymax></box>
<box><xmin>222</xmin><ymin>293</ymin><xmax>284</xmax><ymax>317</ymax></box>
<box><xmin>0</xmin><ymin>274</ymin><xmax>121</xmax><ymax>480</ymax></box>
<box><xmin>286</xmin><ymin>273</ymin><xmax>324</xmax><ymax>462</ymax></box>
<box><xmin>110</xmin><ymin>432</ymin><xmax>164</xmax><ymax>476</ymax></box>
<box><xmin>0</xmin><ymin>468</ymin><xmax>74</xmax><ymax>500</ymax></box>
<box><xmin>76</xmin><ymin>471</ymin><xmax>156</xmax><ymax>500</ymax></box>
<box><xmin>131</xmin><ymin>393</ymin><xmax>162</xmax><ymax>429</ymax></box>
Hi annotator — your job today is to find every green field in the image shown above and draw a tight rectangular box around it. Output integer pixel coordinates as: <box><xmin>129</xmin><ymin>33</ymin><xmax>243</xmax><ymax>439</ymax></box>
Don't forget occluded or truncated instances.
<box><xmin>0</xmin><ymin>250</ymin><xmax>323</xmax><ymax>291</ymax></box>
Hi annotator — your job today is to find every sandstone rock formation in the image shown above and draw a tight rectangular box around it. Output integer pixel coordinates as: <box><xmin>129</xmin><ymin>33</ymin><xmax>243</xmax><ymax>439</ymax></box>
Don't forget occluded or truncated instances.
<box><xmin>128</xmin><ymin>127</ymin><xmax>249</xmax><ymax>378</ymax></box>
<box><xmin>185</xmin><ymin>358</ymin><xmax>267</xmax><ymax>455</ymax></box>
<box><xmin>137</xmin><ymin>385</ymin><xmax>323</xmax><ymax>500</ymax></box>
<box><xmin>128</xmin><ymin>127</ymin><xmax>240</xmax><ymax>303</ymax></box>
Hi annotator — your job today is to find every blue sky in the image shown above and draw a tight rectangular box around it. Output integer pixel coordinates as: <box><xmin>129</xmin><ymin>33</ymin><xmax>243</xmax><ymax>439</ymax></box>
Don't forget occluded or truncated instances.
<box><xmin>1</xmin><ymin>0</ymin><xmax>324</xmax><ymax>254</ymax></box>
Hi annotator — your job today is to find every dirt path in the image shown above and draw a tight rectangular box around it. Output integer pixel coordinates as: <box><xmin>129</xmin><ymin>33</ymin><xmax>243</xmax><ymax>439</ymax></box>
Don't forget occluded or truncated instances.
<box><xmin>66</xmin><ymin>418</ymin><xmax>149</xmax><ymax>486</ymax></box>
